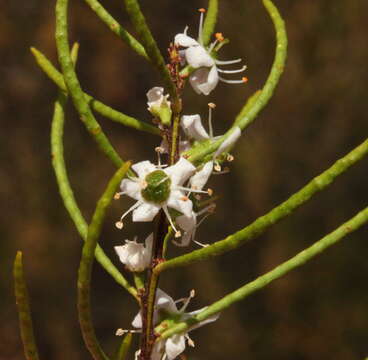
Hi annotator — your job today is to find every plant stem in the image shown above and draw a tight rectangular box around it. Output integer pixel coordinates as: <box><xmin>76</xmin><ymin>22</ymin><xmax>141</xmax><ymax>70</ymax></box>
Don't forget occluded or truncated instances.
<box><xmin>82</xmin><ymin>0</ymin><xmax>148</xmax><ymax>59</ymax></box>
<box><xmin>13</xmin><ymin>252</ymin><xmax>40</xmax><ymax>360</ymax></box>
<box><xmin>159</xmin><ymin>205</ymin><xmax>368</xmax><ymax>339</ymax></box>
<box><xmin>155</xmin><ymin>138</ymin><xmax>368</xmax><ymax>272</ymax></box>
<box><xmin>78</xmin><ymin>163</ymin><xmax>131</xmax><ymax>360</ymax></box>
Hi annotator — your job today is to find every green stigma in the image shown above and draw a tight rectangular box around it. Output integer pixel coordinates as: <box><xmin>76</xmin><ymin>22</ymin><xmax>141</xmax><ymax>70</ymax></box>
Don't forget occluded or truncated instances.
<box><xmin>141</xmin><ymin>170</ymin><xmax>171</xmax><ymax>204</ymax></box>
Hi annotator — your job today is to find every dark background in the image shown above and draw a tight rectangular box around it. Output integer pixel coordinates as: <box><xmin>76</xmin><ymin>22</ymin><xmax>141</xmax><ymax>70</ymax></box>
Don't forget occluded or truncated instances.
<box><xmin>1</xmin><ymin>0</ymin><xmax>368</xmax><ymax>359</ymax></box>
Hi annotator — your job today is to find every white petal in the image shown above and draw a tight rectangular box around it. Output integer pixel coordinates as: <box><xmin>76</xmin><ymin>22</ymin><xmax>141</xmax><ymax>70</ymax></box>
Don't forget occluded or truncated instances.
<box><xmin>165</xmin><ymin>334</ymin><xmax>186</xmax><ymax>360</ymax></box>
<box><xmin>189</xmin><ymin>66</ymin><xmax>219</xmax><ymax>96</ymax></box>
<box><xmin>214</xmin><ymin>127</ymin><xmax>241</xmax><ymax>158</ymax></box>
<box><xmin>185</xmin><ymin>46</ymin><xmax>215</xmax><ymax>68</ymax></box>
<box><xmin>155</xmin><ymin>288</ymin><xmax>178</xmax><ymax>313</ymax></box>
<box><xmin>190</xmin><ymin>161</ymin><xmax>213</xmax><ymax>190</ymax></box>
<box><xmin>114</xmin><ymin>245</ymin><xmax>130</xmax><ymax>263</ymax></box>
<box><xmin>147</xmin><ymin>87</ymin><xmax>164</xmax><ymax>107</ymax></box>
<box><xmin>164</xmin><ymin>157</ymin><xmax>195</xmax><ymax>186</ymax></box>
<box><xmin>181</xmin><ymin>115</ymin><xmax>210</xmax><ymax>141</ymax></box>
<box><xmin>132</xmin><ymin>311</ymin><xmax>143</xmax><ymax>328</ymax></box>
<box><xmin>167</xmin><ymin>191</ymin><xmax>193</xmax><ymax>217</ymax></box>
<box><xmin>144</xmin><ymin>233</ymin><xmax>153</xmax><ymax>258</ymax></box>
<box><xmin>197</xmin><ymin>66</ymin><xmax>219</xmax><ymax>96</ymax></box>
<box><xmin>132</xmin><ymin>203</ymin><xmax>160</xmax><ymax>222</ymax></box>
<box><xmin>120</xmin><ymin>179</ymin><xmax>141</xmax><ymax>201</ymax></box>
<box><xmin>151</xmin><ymin>340</ymin><xmax>165</xmax><ymax>360</ymax></box>
<box><xmin>174</xmin><ymin>33</ymin><xmax>199</xmax><ymax>47</ymax></box>
<box><xmin>176</xmin><ymin>212</ymin><xmax>196</xmax><ymax>232</ymax></box>
<box><xmin>132</xmin><ymin>160</ymin><xmax>157</xmax><ymax>179</ymax></box>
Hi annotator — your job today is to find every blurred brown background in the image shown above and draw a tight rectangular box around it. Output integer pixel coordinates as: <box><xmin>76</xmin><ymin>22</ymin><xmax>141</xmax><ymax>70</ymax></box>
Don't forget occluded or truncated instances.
<box><xmin>1</xmin><ymin>0</ymin><xmax>368</xmax><ymax>359</ymax></box>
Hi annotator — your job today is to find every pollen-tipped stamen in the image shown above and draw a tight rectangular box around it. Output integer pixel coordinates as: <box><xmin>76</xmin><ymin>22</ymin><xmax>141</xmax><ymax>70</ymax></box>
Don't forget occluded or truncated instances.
<box><xmin>208</xmin><ymin>102</ymin><xmax>216</xmax><ymax>138</ymax></box>
<box><xmin>198</xmin><ymin>8</ymin><xmax>206</xmax><ymax>45</ymax></box>
<box><xmin>162</xmin><ymin>205</ymin><xmax>181</xmax><ymax>238</ymax></box>
<box><xmin>179</xmin><ymin>289</ymin><xmax>196</xmax><ymax>312</ymax></box>
<box><xmin>117</xmin><ymin>201</ymin><xmax>143</xmax><ymax>228</ymax></box>
<box><xmin>219</xmin><ymin>76</ymin><xmax>248</xmax><ymax>84</ymax></box>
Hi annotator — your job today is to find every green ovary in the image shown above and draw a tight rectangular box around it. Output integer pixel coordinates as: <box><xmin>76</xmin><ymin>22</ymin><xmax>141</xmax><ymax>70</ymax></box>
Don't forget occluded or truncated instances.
<box><xmin>141</xmin><ymin>170</ymin><xmax>171</xmax><ymax>204</ymax></box>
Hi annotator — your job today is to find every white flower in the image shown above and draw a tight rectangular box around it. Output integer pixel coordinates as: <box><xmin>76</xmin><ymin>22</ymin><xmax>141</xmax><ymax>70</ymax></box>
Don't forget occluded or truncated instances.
<box><xmin>174</xmin><ymin>11</ymin><xmax>247</xmax><ymax>95</ymax></box>
<box><xmin>116</xmin><ymin>158</ymin><xmax>210</xmax><ymax>237</ymax></box>
<box><xmin>147</xmin><ymin>87</ymin><xmax>172</xmax><ymax>126</ymax></box>
<box><xmin>114</xmin><ymin>234</ymin><xmax>153</xmax><ymax>272</ymax></box>
<box><xmin>132</xmin><ymin>289</ymin><xmax>219</xmax><ymax>360</ymax></box>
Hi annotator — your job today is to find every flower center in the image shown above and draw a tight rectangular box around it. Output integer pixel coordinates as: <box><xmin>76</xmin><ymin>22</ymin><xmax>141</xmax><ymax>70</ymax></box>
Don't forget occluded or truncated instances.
<box><xmin>141</xmin><ymin>170</ymin><xmax>171</xmax><ymax>204</ymax></box>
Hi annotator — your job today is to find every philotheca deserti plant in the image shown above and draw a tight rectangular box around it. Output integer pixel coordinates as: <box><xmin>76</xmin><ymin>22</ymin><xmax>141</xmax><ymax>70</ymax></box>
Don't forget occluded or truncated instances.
<box><xmin>13</xmin><ymin>0</ymin><xmax>368</xmax><ymax>359</ymax></box>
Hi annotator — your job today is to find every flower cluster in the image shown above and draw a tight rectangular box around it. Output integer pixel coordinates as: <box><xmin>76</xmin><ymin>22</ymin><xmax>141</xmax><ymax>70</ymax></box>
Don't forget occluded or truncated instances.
<box><xmin>112</xmin><ymin>7</ymin><xmax>244</xmax><ymax>359</ymax></box>
<box><xmin>175</xmin><ymin>8</ymin><xmax>248</xmax><ymax>95</ymax></box>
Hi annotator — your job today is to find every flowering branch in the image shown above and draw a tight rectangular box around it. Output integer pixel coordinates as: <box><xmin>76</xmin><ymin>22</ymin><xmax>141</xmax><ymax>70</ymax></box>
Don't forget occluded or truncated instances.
<box><xmin>13</xmin><ymin>252</ymin><xmax>40</xmax><ymax>360</ymax></box>
<box><xmin>155</xmin><ymin>138</ymin><xmax>368</xmax><ymax>272</ymax></box>
<box><xmin>51</xmin><ymin>69</ymin><xmax>138</xmax><ymax>297</ymax></box>
<box><xmin>77</xmin><ymin>162</ymin><xmax>132</xmax><ymax>360</ymax></box>
<box><xmin>55</xmin><ymin>0</ymin><xmax>123</xmax><ymax>168</ymax></box>
<box><xmin>82</xmin><ymin>0</ymin><xmax>148</xmax><ymax>59</ymax></box>
<box><xmin>31</xmin><ymin>47</ymin><xmax>159</xmax><ymax>136</ymax></box>
<box><xmin>186</xmin><ymin>0</ymin><xmax>287</xmax><ymax>165</ymax></box>
<box><xmin>158</xmin><ymin>204</ymin><xmax>368</xmax><ymax>339</ymax></box>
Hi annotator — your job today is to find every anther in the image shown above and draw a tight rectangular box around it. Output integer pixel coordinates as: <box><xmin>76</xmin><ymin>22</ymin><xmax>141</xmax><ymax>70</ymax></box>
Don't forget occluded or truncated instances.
<box><xmin>175</xmin><ymin>231</ymin><xmax>182</xmax><ymax>238</ymax></box>
<box><xmin>227</xmin><ymin>154</ymin><xmax>234</xmax><ymax>162</ymax></box>
<box><xmin>214</xmin><ymin>164</ymin><xmax>222</xmax><ymax>172</ymax></box>
<box><xmin>115</xmin><ymin>221</ymin><xmax>124</xmax><ymax>230</ymax></box>
<box><xmin>208</xmin><ymin>102</ymin><xmax>216</xmax><ymax>109</ymax></box>
<box><xmin>195</xmin><ymin>194</ymin><xmax>202</xmax><ymax>201</ymax></box>
<box><xmin>155</xmin><ymin>146</ymin><xmax>165</xmax><ymax>154</ymax></box>
<box><xmin>198</xmin><ymin>8</ymin><xmax>206</xmax><ymax>13</ymax></box>
<box><xmin>207</xmin><ymin>188</ymin><xmax>214</xmax><ymax>196</ymax></box>
<box><xmin>242</xmin><ymin>76</ymin><xmax>249</xmax><ymax>83</ymax></box>
<box><xmin>181</xmin><ymin>196</ymin><xmax>189</xmax><ymax>201</ymax></box>
<box><xmin>215</xmin><ymin>32</ymin><xmax>225</xmax><ymax>42</ymax></box>
<box><xmin>114</xmin><ymin>193</ymin><xmax>121</xmax><ymax>200</ymax></box>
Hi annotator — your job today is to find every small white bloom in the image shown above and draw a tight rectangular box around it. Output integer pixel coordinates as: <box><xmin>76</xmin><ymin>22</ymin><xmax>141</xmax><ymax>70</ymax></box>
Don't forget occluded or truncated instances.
<box><xmin>114</xmin><ymin>234</ymin><xmax>153</xmax><ymax>272</ymax></box>
<box><xmin>117</xmin><ymin>157</ymin><xmax>210</xmax><ymax>237</ymax></box>
<box><xmin>132</xmin><ymin>289</ymin><xmax>219</xmax><ymax>360</ymax></box>
<box><xmin>174</xmin><ymin>11</ymin><xmax>247</xmax><ymax>95</ymax></box>
<box><xmin>147</xmin><ymin>87</ymin><xmax>172</xmax><ymax>126</ymax></box>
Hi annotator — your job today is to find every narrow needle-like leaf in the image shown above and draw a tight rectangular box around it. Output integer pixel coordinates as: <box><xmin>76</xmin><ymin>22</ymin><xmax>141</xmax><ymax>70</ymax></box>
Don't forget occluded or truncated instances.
<box><xmin>82</xmin><ymin>0</ymin><xmax>148</xmax><ymax>59</ymax></box>
<box><xmin>55</xmin><ymin>0</ymin><xmax>123</xmax><ymax>167</ymax></box>
<box><xmin>13</xmin><ymin>252</ymin><xmax>40</xmax><ymax>360</ymax></box>
<box><xmin>78</xmin><ymin>163</ymin><xmax>131</xmax><ymax>360</ymax></box>
<box><xmin>159</xmin><ymin>205</ymin><xmax>368</xmax><ymax>339</ymax></box>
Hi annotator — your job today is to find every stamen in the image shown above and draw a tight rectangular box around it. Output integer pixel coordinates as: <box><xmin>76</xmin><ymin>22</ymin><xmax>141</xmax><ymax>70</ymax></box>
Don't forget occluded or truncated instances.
<box><xmin>115</xmin><ymin>221</ymin><xmax>123</xmax><ymax>229</ymax></box>
<box><xmin>162</xmin><ymin>205</ymin><xmax>181</xmax><ymax>238</ymax></box>
<box><xmin>198</xmin><ymin>8</ymin><xmax>206</xmax><ymax>45</ymax></box>
<box><xmin>193</xmin><ymin>239</ymin><xmax>209</xmax><ymax>248</ymax></box>
<box><xmin>179</xmin><ymin>289</ymin><xmax>196</xmax><ymax>312</ymax></box>
<box><xmin>175</xmin><ymin>185</ymin><xmax>210</xmax><ymax>195</ymax></box>
<box><xmin>227</xmin><ymin>154</ymin><xmax>234</xmax><ymax>162</ymax></box>
<box><xmin>114</xmin><ymin>192</ymin><xmax>122</xmax><ymax>200</ymax></box>
<box><xmin>117</xmin><ymin>201</ymin><xmax>143</xmax><ymax>228</ymax></box>
<box><xmin>215</xmin><ymin>32</ymin><xmax>225</xmax><ymax>42</ymax></box>
<box><xmin>183</xmin><ymin>26</ymin><xmax>189</xmax><ymax>35</ymax></box>
<box><xmin>217</xmin><ymin>65</ymin><xmax>247</xmax><ymax>74</ymax></box>
<box><xmin>155</xmin><ymin>146</ymin><xmax>165</xmax><ymax>167</ymax></box>
<box><xmin>115</xmin><ymin>328</ymin><xmax>140</xmax><ymax>336</ymax></box>
<box><xmin>214</xmin><ymin>162</ymin><xmax>222</xmax><ymax>172</ymax></box>
<box><xmin>197</xmin><ymin>203</ymin><xmax>216</xmax><ymax>216</ymax></box>
<box><xmin>215</xmin><ymin>58</ymin><xmax>242</xmax><ymax>65</ymax></box>
<box><xmin>186</xmin><ymin>334</ymin><xmax>195</xmax><ymax>347</ymax></box>
<box><xmin>219</xmin><ymin>76</ymin><xmax>248</xmax><ymax>84</ymax></box>
<box><xmin>208</xmin><ymin>39</ymin><xmax>219</xmax><ymax>53</ymax></box>
<box><xmin>208</xmin><ymin>102</ymin><xmax>216</xmax><ymax>138</ymax></box>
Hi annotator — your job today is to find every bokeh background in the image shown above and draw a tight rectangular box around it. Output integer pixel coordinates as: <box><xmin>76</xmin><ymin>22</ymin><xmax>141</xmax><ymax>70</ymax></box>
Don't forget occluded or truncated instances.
<box><xmin>1</xmin><ymin>0</ymin><xmax>368</xmax><ymax>359</ymax></box>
